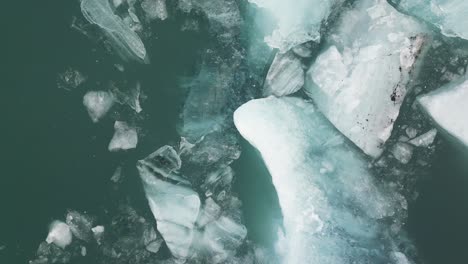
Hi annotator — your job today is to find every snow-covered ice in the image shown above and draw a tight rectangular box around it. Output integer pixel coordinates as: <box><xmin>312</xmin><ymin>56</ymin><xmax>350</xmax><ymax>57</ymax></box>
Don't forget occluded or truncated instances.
<box><xmin>108</xmin><ymin>121</ymin><xmax>138</xmax><ymax>152</ymax></box>
<box><xmin>46</xmin><ymin>221</ymin><xmax>73</xmax><ymax>249</ymax></box>
<box><xmin>83</xmin><ymin>91</ymin><xmax>114</xmax><ymax>123</ymax></box>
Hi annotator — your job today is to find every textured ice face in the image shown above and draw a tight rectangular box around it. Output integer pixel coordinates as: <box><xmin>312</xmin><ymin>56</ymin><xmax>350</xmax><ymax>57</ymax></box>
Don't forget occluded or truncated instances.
<box><xmin>234</xmin><ymin>97</ymin><xmax>410</xmax><ymax>264</ymax></box>
<box><xmin>80</xmin><ymin>0</ymin><xmax>147</xmax><ymax>62</ymax></box>
<box><xmin>418</xmin><ymin>76</ymin><xmax>468</xmax><ymax>147</ymax></box>
<box><xmin>248</xmin><ymin>0</ymin><xmax>343</xmax><ymax>51</ymax></box>
<box><xmin>390</xmin><ymin>0</ymin><xmax>468</xmax><ymax>40</ymax></box>
<box><xmin>305</xmin><ymin>0</ymin><xmax>428</xmax><ymax>158</ymax></box>
<box><xmin>263</xmin><ymin>51</ymin><xmax>304</xmax><ymax>97</ymax></box>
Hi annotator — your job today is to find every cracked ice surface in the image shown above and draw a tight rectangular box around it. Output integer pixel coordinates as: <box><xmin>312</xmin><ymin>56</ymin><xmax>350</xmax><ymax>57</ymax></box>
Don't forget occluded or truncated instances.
<box><xmin>247</xmin><ymin>0</ymin><xmax>344</xmax><ymax>52</ymax></box>
<box><xmin>418</xmin><ymin>76</ymin><xmax>468</xmax><ymax>147</ymax></box>
<box><xmin>234</xmin><ymin>97</ymin><xmax>410</xmax><ymax>264</ymax></box>
<box><xmin>80</xmin><ymin>0</ymin><xmax>147</xmax><ymax>62</ymax></box>
<box><xmin>390</xmin><ymin>0</ymin><xmax>468</xmax><ymax>40</ymax></box>
<box><xmin>305</xmin><ymin>0</ymin><xmax>428</xmax><ymax>158</ymax></box>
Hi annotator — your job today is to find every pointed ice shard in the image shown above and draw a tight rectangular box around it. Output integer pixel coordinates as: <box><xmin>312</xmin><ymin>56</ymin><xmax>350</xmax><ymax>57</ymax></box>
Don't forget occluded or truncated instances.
<box><xmin>234</xmin><ymin>97</ymin><xmax>411</xmax><ymax>264</ymax></box>
<box><xmin>80</xmin><ymin>0</ymin><xmax>147</xmax><ymax>62</ymax></box>
<box><xmin>108</xmin><ymin>121</ymin><xmax>138</xmax><ymax>152</ymax></box>
<box><xmin>247</xmin><ymin>0</ymin><xmax>344</xmax><ymax>51</ymax></box>
<box><xmin>263</xmin><ymin>51</ymin><xmax>304</xmax><ymax>97</ymax></box>
<box><xmin>83</xmin><ymin>91</ymin><xmax>115</xmax><ymax>123</ymax></box>
<box><xmin>390</xmin><ymin>0</ymin><xmax>468</xmax><ymax>40</ymax></box>
<box><xmin>137</xmin><ymin>146</ymin><xmax>201</xmax><ymax>259</ymax></box>
<box><xmin>305</xmin><ymin>0</ymin><xmax>428</xmax><ymax>157</ymax></box>
<box><xmin>46</xmin><ymin>221</ymin><xmax>73</xmax><ymax>249</ymax></box>
<box><xmin>418</xmin><ymin>77</ymin><xmax>468</xmax><ymax>147</ymax></box>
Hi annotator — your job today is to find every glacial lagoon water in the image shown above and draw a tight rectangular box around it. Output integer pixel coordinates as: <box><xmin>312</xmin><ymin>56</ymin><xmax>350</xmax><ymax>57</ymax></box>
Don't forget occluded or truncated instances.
<box><xmin>2</xmin><ymin>0</ymin><xmax>468</xmax><ymax>263</ymax></box>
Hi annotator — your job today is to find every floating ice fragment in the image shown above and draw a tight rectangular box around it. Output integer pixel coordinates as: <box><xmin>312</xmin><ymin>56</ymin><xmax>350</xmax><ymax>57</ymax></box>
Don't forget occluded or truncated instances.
<box><xmin>234</xmin><ymin>96</ymin><xmax>411</xmax><ymax>263</ymax></box>
<box><xmin>418</xmin><ymin>77</ymin><xmax>468</xmax><ymax>147</ymax></box>
<box><xmin>57</xmin><ymin>68</ymin><xmax>87</xmax><ymax>91</ymax></box>
<box><xmin>80</xmin><ymin>0</ymin><xmax>147</xmax><ymax>62</ymax></box>
<box><xmin>408</xmin><ymin>129</ymin><xmax>438</xmax><ymax>147</ymax></box>
<box><xmin>91</xmin><ymin>225</ymin><xmax>104</xmax><ymax>244</ymax></box>
<box><xmin>142</xmin><ymin>225</ymin><xmax>163</xmax><ymax>253</ymax></box>
<box><xmin>137</xmin><ymin>146</ymin><xmax>201</xmax><ymax>259</ymax></box>
<box><xmin>390</xmin><ymin>0</ymin><xmax>468</xmax><ymax>40</ymax></box>
<box><xmin>46</xmin><ymin>221</ymin><xmax>73</xmax><ymax>249</ymax></box>
<box><xmin>305</xmin><ymin>0</ymin><xmax>428</xmax><ymax>157</ymax></box>
<box><xmin>66</xmin><ymin>210</ymin><xmax>94</xmax><ymax>242</ymax></box>
<box><xmin>108</xmin><ymin>121</ymin><xmax>138</xmax><ymax>152</ymax></box>
<box><xmin>83</xmin><ymin>91</ymin><xmax>115</xmax><ymax>123</ymax></box>
<box><xmin>141</xmin><ymin>0</ymin><xmax>168</xmax><ymax>21</ymax></box>
<box><xmin>263</xmin><ymin>51</ymin><xmax>304</xmax><ymax>97</ymax></box>
<box><xmin>392</xmin><ymin>142</ymin><xmax>414</xmax><ymax>164</ymax></box>
<box><xmin>247</xmin><ymin>0</ymin><xmax>344</xmax><ymax>51</ymax></box>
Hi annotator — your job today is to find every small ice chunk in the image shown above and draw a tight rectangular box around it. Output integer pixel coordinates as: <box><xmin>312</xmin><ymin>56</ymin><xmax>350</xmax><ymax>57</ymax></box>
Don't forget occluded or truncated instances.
<box><xmin>91</xmin><ymin>225</ymin><xmax>105</xmax><ymax>244</ymax></box>
<box><xmin>408</xmin><ymin>129</ymin><xmax>438</xmax><ymax>147</ymax></box>
<box><xmin>108</xmin><ymin>121</ymin><xmax>138</xmax><ymax>152</ymax></box>
<box><xmin>80</xmin><ymin>0</ymin><xmax>147</xmax><ymax>62</ymax></box>
<box><xmin>83</xmin><ymin>91</ymin><xmax>115</xmax><ymax>123</ymax></box>
<box><xmin>141</xmin><ymin>0</ymin><xmax>168</xmax><ymax>20</ymax></box>
<box><xmin>263</xmin><ymin>51</ymin><xmax>304</xmax><ymax>97</ymax></box>
<box><xmin>392</xmin><ymin>142</ymin><xmax>414</xmax><ymax>164</ymax></box>
<box><xmin>292</xmin><ymin>41</ymin><xmax>315</xmax><ymax>58</ymax></box>
<box><xmin>81</xmin><ymin>246</ymin><xmax>87</xmax><ymax>256</ymax></box>
<box><xmin>57</xmin><ymin>68</ymin><xmax>87</xmax><ymax>91</ymax></box>
<box><xmin>137</xmin><ymin>145</ymin><xmax>188</xmax><ymax>184</ymax></box>
<box><xmin>405</xmin><ymin>127</ymin><xmax>418</xmax><ymax>139</ymax></box>
<box><xmin>66</xmin><ymin>210</ymin><xmax>94</xmax><ymax>242</ymax></box>
<box><xmin>418</xmin><ymin>77</ymin><xmax>468</xmax><ymax>147</ymax></box>
<box><xmin>46</xmin><ymin>221</ymin><xmax>72</xmax><ymax>249</ymax></box>
<box><xmin>142</xmin><ymin>225</ymin><xmax>163</xmax><ymax>253</ymax></box>
<box><xmin>305</xmin><ymin>0</ymin><xmax>428</xmax><ymax>157</ymax></box>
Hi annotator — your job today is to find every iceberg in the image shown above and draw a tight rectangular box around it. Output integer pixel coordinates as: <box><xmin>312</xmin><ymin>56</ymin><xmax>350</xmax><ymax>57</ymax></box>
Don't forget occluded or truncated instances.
<box><xmin>80</xmin><ymin>0</ymin><xmax>147</xmax><ymax>62</ymax></box>
<box><xmin>247</xmin><ymin>0</ymin><xmax>344</xmax><ymax>51</ymax></box>
<box><xmin>263</xmin><ymin>51</ymin><xmax>304</xmax><ymax>97</ymax></box>
<box><xmin>137</xmin><ymin>146</ymin><xmax>201</xmax><ymax>259</ymax></box>
<box><xmin>234</xmin><ymin>97</ymin><xmax>411</xmax><ymax>263</ymax></box>
<box><xmin>305</xmin><ymin>0</ymin><xmax>428</xmax><ymax>157</ymax></box>
<box><xmin>83</xmin><ymin>90</ymin><xmax>115</xmax><ymax>123</ymax></box>
<box><xmin>418</xmin><ymin>76</ymin><xmax>468</xmax><ymax>147</ymax></box>
<box><xmin>108</xmin><ymin>121</ymin><xmax>138</xmax><ymax>152</ymax></box>
<box><xmin>389</xmin><ymin>0</ymin><xmax>468</xmax><ymax>40</ymax></box>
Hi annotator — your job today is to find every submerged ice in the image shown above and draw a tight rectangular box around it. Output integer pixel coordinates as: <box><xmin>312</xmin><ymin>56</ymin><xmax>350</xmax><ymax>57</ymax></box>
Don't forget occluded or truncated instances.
<box><xmin>305</xmin><ymin>0</ymin><xmax>428</xmax><ymax>157</ymax></box>
<box><xmin>234</xmin><ymin>97</ymin><xmax>411</xmax><ymax>264</ymax></box>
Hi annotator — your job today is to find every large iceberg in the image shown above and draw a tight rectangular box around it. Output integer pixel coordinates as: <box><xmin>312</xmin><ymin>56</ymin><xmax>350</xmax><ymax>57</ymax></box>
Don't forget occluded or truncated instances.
<box><xmin>304</xmin><ymin>0</ymin><xmax>429</xmax><ymax>158</ymax></box>
<box><xmin>80</xmin><ymin>0</ymin><xmax>147</xmax><ymax>62</ymax></box>
<box><xmin>389</xmin><ymin>0</ymin><xmax>468</xmax><ymax>40</ymax></box>
<box><xmin>247</xmin><ymin>0</ymin><xmax>344</xmax><ymax>51</ymax></box>
<box><xmin>234</xmin><ymin>97</ymin><xmax>411</xmax><ymax>264</ymax></box>
<box><xmin>418</xmin><ymin>76</ymin><xmax>468</xmax><ymax>147</ymax></box>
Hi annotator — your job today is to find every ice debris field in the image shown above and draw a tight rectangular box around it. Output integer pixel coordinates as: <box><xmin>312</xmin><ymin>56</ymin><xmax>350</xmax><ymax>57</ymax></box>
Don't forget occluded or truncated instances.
<box><xmin>22</xmin><ymin>0</ymin><xmax>468</xmax><ymax>263</ymax></box>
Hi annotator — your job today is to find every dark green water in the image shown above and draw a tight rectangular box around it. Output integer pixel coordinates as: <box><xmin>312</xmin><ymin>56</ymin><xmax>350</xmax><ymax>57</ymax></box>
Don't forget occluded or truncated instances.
<box><xmin>2</xmin><ymin>1</ymin><xmax>468</xmax><ymax>263</ymax></box>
